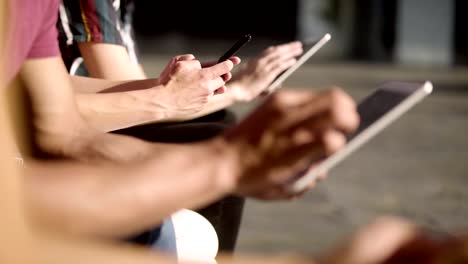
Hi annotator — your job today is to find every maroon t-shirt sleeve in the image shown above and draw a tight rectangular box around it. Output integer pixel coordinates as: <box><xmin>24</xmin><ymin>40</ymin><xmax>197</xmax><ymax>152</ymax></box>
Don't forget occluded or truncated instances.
<box><xmin>27</xmin><ymin>0</ymin><xmax>61</xmax><ymax>59</ymax></box>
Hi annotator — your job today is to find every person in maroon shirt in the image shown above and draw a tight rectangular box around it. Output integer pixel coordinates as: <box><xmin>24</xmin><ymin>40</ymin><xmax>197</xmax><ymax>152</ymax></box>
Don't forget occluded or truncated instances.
<box><xmin>4</xmin><ymin>0</ymin><xmax>359</xmax><ymax>259</ymax></box>
<box><xmin>2</xmin><ymin>2</ymin><xmax>467</xmax><ymax>264</ymax></box>
<box><xmin>6</xmin><ymin>0</ymin><xmax>61</xmax><ymax>80</ymax></box>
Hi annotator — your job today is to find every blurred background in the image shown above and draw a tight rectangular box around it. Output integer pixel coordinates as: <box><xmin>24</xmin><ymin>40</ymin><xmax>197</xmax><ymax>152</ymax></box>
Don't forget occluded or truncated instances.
<box><xmin>132</xmin><ymin>0</ymin><xmax>467</xmax><ymax>255</ymax></box>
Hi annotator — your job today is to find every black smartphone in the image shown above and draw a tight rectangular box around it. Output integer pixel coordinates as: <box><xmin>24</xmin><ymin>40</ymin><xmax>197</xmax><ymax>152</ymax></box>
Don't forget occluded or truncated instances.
<box><xmin>217</xmin><ymin>34</ymin><xmax>252</xmax><ymax>63</ymax></box>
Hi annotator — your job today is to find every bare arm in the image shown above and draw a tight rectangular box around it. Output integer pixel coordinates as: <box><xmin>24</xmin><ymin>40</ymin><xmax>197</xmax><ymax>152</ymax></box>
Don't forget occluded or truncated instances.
<box><xmin>69</xmin><ymin>43</ymin><xmax>156</xmax><ymax>93</ymax></box>
<box><xmin>73</xmin><ymin>77</ymin><xmax>175</xmax><ymax>131</ymax></box>
<box><xmin>74</xmin><ymin>41</ymin><xmax>303</xmax><ymax>128</ymax></box>
<box><xmin>0</xmin><ymin>107</ymin><xmax>182</xmax><ymax>264</ymax></box>
<box><xmin>20</xmin><ymin>57</ymin><xmax>360</xmax><ymax>237</ymax></box>
<box><xmin>18</xmin><ymin>57</ymin><xmax>241</xmax><ymax>238</ymax></box>
<box><xmin>19</xmin><ymin>57</ymin><xmax>148</xmax><ymax>160</ymax></box>
<box><xmin>20</xmin><ymin>56</ymin><xmax>208</xmax><ymax>163</ymax></box>
<box><xmin>2</xmin><ymin>72</ymin><xmax>324</xmax><ymax>264</ymax></box>
<box><xmin>0</xmin><ymin>69</ymin><xmax>178</xmax><ymax>262</ymax></box>
<box><xmin>24</xmin><ymin>138</ymin><xmax>238</xmax><ymax>239</ymax></box>
<box><xmin>77</xmin><ymin>42</ymin><xmax>239</xmax><ymax>120</ymax></box>
<box><xmin>78</xmin><ymin>42</ymin><xmax>147</xmax><ymax>80</ymax></box>
<box><xmin>72</xmin><ymin>43</ymin><xmax>236</xmax><ymax>131</ymax></box>
<box><xmin>69</xmin><ymin>75</ymin><xmax>156</xmax><ymax>93</ymax></box>
<box><xmin>76</xmin><ymin>83</ymin><xmax>237</xmax><ymax>128</ymax></box>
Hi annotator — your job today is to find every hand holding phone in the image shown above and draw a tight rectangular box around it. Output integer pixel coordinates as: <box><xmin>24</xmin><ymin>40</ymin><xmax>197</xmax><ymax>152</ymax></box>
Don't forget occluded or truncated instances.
<box><xmin>212</xmin><ymin>34</ymin><xmax>252</xmax><ymax>94</ymax></box>
<box><xmin>218</xmin><ymin>34</ymin><xmax>252</xmax><ymax>63</ymax></box>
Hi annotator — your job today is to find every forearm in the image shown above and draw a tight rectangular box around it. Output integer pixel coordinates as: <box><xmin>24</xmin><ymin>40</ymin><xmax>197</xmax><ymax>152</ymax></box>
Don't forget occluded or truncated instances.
<box><xmin>75</xmin><ymin>77</ymin><xmax>174</xmax><ymax>131</ymax></box>
<box><xmin>70</xmin><ymin>75</ymin><xmax>123</xmax><ymax>93</ymax></box>
<box><xmin>71</xmin><ymin>75</ymin><xmax>159</xmax><ymax>93</ymax></box>
<box><xmin>78</xmin><ymin>42</ymin><xmax>148</xmax><ymax>80</ymax></box>
<box><xmin>76</xmin><ymin>84</ymin><xmax>236</xmax><ymax>132</ymax></box>
<box><xmin>35</xmin><ymin>234</ymin><xmax>178</xmax><ymax>264</ymax></box>
<box><xmin>32</xmin><ymin>101</ymin><xmax>168</xmax><ymax>164</ymax></box>
<box><xmin>25</xmin><ymin>139</ymin><xmax>239</xmax><ymax>239</ymax></box>
<box><xmin>164</xmin><ymin>90</ymin><xmax>237</xmax><ymax>122</ymax></box>
<box><xmin>76</xmin><ymin>89</ymin><xmax>171</xmax><ymax>132</ymax></box>
<box><xmin>37</xmin><ymin>238</ymin><xmax>317</xmax><ymax>264</ymax></box>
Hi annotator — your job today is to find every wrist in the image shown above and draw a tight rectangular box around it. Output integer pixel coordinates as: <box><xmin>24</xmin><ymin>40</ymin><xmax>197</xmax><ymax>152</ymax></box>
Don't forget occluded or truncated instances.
<box><xmin>226</xmin><ymin>82</ymin><xmax>245</xmax><ymax>103</ymax></box>
<box><xmin>132</xmin><ymin>84</ymin><xmax>175</xmax><ymax>122</ymax></box>
<box><xmin>227</xmin><ymin>81</ymin><xmax>256</xmax><ymax>103</ymax></box>
<box><xmin>204</xmin><ymin>137</ymin><xmax>244</xmax><ymax>194</ymax></box>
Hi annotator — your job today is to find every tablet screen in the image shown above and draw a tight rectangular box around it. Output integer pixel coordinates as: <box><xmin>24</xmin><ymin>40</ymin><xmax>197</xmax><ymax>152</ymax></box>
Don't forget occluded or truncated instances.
<box><xmin>288</xmin><ymin>81</ymin><xmax>433</xmax><ymax>192</ymax></box>
<box><xmin>347</xmin><ymin>85</ymin><xmax>415</xmax><ymax>141</ymax></box>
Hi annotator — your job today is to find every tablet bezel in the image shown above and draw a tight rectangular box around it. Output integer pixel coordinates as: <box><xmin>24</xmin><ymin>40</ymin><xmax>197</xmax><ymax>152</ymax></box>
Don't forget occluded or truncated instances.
<box><xmin>266</xmin><ymin>33</ymin><xmax>331</xmax><ymax>92</ymax></box>
<box><xmin>287</xmin><ymin>81</ymin><xmax>433</xmax><ymax>193</ymax></box>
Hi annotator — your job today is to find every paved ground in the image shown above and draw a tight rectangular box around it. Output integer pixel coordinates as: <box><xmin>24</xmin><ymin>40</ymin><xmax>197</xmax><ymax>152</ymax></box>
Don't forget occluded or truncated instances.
<box><xmin>140</xmin><ymin>51</ymin><xmax>468</xmax><ymax>256</ymax></box>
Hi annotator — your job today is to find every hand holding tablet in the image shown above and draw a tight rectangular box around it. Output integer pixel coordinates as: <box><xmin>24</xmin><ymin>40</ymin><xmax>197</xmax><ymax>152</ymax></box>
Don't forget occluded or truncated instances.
<box><xmin>224</xmin><ymin>34</ymin><xmax>433</xmax><ymax>197</ymax></box>
<box><xmin>287</xmin><ymin>81</ymin><xmax>433</xmax><ymax>193</ymax></box>
<box><xmin>257</xmin><ymin>35</ymin><xmax>433</xmax><ymax>193</ymax></box>
<box><xmin>266</xmin><ymin>33</ymin><xmax>332</xmax><ymax>92</ymax></box>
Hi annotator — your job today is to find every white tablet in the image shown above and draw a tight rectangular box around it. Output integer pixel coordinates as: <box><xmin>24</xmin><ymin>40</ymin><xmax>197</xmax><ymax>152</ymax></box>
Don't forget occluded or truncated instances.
<box><xmin>287</xmin><ymin>81</ymin><xmax>434</xmax><ymax>193</ymax></box>
<box><xmin>266</xmin><ymin>33</ymin><xmax>332</xmax><ymax>92</ymax></box>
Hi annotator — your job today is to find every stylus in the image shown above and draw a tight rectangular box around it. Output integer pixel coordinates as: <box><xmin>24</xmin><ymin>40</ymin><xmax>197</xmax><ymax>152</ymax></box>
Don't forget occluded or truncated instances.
<box><xmin>218</xmin><ymin>34</ymin><xmax>252</xmax><ymax>63</ymax></box>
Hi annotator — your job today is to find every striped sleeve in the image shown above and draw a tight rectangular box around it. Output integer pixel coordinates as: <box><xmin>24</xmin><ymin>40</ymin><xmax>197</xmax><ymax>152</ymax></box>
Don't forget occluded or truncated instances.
<box><xmin>60</xmin><ymin>0</ymin><xmax>123</xmax><ymax>45</ymax></box>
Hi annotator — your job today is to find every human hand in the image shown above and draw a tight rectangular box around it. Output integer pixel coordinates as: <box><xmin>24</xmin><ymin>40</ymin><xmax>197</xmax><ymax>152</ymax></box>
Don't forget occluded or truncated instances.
<box><xmin>228</xmin><ymin>41</ymin><xmax>303</xmax><ymax>102</ymax></box>
<box><xmin>201</xmin><ymin>56</ymin><xmax>241</xmax><ymax>94</ymax></box>
<box><xmin>223</xmin><ymin>88</ymin><xmax>359</xmax><ymax>200</ymax></box>
<box><xmin>157</xmin><ymin>54</ymin><xmax>238</xmax><ymax>118</ymax></box>
<box><xmin>318</xmin><ymin>216</ymin><xmax>468</xmax><ymax>264</ymax></box>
